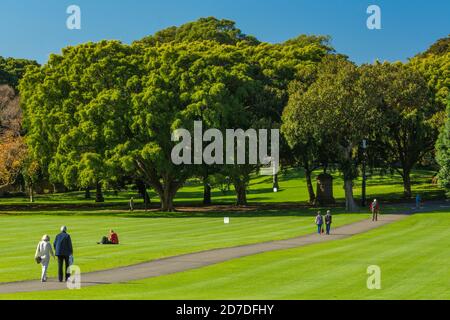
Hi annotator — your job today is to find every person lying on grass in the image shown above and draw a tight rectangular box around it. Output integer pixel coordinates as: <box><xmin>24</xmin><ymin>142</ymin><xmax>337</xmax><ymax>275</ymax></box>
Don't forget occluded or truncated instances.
<box><xmin>97</xmin><ymin>230</ymin><xmax>119</xmax><ymax>245</ymax></box>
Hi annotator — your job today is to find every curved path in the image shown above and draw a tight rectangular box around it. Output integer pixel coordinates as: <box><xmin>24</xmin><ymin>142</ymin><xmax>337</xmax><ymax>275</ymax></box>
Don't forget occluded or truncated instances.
<box><xmin>1</xmin><ymin>201</ymin><xmax>448</xmax><ymax>294</ymax></box>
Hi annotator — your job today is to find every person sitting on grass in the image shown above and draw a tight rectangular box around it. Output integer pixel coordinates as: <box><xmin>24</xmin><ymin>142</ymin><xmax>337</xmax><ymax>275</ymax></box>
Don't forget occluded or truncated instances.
<box><xmin>315</xmin><ymin>211</ymin><xmax>323</xmax><ymax>235</ymax></box>
<box><xmin>98</xmin><ymin>230</ymin><xmax>119</xmax><ymax>245</ymax></box>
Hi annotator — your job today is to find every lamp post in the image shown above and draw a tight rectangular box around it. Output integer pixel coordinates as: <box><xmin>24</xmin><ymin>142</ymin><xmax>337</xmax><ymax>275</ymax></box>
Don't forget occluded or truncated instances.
<box><xmin>361</xmin><ymin>139</ymin><xmax>367</xmax><ymax>207</ymax></box>
<box><xmin>273</xmin><ymin>173</ymin><xmax>279</xmax><ymax>192</ymax></box>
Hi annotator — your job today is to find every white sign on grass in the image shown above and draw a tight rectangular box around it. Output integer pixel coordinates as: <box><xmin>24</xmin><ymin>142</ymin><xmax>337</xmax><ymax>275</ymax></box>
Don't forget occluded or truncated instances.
<box><xmin>224</xmin><ymin>217</ymin><xmax>230</xmax><ymax>224</ymax></box>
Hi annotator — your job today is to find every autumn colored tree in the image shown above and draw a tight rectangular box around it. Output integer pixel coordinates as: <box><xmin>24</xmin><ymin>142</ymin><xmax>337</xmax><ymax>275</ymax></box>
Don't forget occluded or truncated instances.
<box><xmin>0</xmin><ymin>85</ymin><xmax>27</xmax><ymax>189</ymax></box>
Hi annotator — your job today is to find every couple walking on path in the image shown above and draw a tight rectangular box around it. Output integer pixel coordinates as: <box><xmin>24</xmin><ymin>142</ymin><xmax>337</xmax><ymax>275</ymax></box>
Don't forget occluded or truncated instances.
<box><xmin>34</xmin><ymin>226</ymin><xmax>73</xmax><ymax>283</ymax></box>
<box><xmin>315</xmin><ymin>211</ymin><xmax>332</xmax><ymax>235</ymax></box>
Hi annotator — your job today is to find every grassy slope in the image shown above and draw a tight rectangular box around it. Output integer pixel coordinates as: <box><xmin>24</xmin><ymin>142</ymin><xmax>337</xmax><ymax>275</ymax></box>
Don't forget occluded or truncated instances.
<box><xmin>0</xmin><ymin>210</ymin><xmax>369</xmax><ymax>283</ymax></box>
<box><xmin>2</xmin><ymin>211</ymin><xmax>448</xmax><ymax>300</ymax></box>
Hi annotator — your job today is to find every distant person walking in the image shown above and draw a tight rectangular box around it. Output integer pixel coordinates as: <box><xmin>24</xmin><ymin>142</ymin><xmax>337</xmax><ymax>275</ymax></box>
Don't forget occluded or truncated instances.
<box><xmin>370</xmin><ymin>199</ymin><xmax>380</xmax><ymax>222</ymax></box>
<box><xmin>315</xmin><ymin>211</ymin><xmax>323</xmax><ymax>235</ymax></box>
<box><xmin>34</xmin><ymin>235</ymin><xmax>55</xmax><ymax>282</ymax></box>
<box><xmin>129</xmin><ymin>197</ymin><xmax>134</xmax><ymax>212</ymax></box>
<box><xmin>416</xmin><ymin>194</ymin><xmax>421</xmax><ymax>209</ymax></box>
<box><xmin>324</xmin><ymin>210</ymin><xmax>332</xmax><ymax>235</ymax></box>
<box><xmin>54</xmin><ymin>226</ymin><xmax>73</xmax><ymax>282</ymax></box>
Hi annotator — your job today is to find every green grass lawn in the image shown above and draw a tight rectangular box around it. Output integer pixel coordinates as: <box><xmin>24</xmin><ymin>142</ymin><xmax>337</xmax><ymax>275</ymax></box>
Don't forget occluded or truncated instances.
<box><xmin>0</xmin><ymin>169</ymin><xmax>444</xmax><ymax>206</ymax></box>
<box><xmin>0</xmin><ymin>209</ymin><xmax>370</xmax><ymax>283</ymax></box>
<box><xmin>0</xmin><ymin>167</ymin><xmax>446</xmax><ymax>299</ymax></box>
<box><xmin>3</xmin><ymin>210</ymin><xmax>448</xmax><ymax>300</ymax></box>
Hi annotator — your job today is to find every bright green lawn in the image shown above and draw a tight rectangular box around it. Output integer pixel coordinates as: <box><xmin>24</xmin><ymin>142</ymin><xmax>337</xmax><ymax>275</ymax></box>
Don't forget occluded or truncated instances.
<box><xmin>0</xmin><ymin>169</ymin><xmax>444</xmax><ymax>206</ymax></box>
<box><xmin>3</xmin><ymin>211</ymin><xmax>448</xmax><ymax>300</ymax></box>
<box><xmin>0</xmin><ymin>209</ymin><xmax>370</xmax><ymax>283</ymax></box>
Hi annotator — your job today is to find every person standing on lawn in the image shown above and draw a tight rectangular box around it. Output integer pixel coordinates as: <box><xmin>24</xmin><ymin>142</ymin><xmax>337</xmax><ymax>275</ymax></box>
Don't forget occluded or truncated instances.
<box><xmin>54</xmin><ymin>226</ymin><xmax>73</xmax><ymax>282</ymax></box>
<box><xmin>129</xmin><ymin>197</ymin><xmax>134</xmax><ymax>211</ymax></box>
<box><xmin>370</xmin><ymin>199</ymin><xmax>380</xmax><ymax>222</ymax></box>
<box><xmin>315</xmin><ymin>211</ymin><xmax>323</xmax><ymax>235</ymax></box>
<box><xmin>325</xmin><ymin>210</ymin><xmax>332</xmax><ymax>235</ymax></box>
<box><xmin>35</xmin><ymin>235</ymin><xmax>55</xmax><ymax>282</ymax></box>
<box><xmin>416</xmin><ymin>194</ymin><xmax>421</xmax><ymax>209</ymax></box>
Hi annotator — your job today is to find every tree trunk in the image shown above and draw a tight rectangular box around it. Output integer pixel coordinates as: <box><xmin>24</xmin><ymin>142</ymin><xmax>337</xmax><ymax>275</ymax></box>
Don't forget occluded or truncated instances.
<box><xmin>136</xmin><ymin>179</ymin><xmax>151</xmax><ymax>210</ymax></box>
<box><xmin>84</xmin><ymin>187</ymin><xmax>91</xmax><ymax>199</ymax></box>
<box><xmin>161</xmin><ymin>196</ymin><xmax>174</xmax><ymax>211</ymax></box>
<box><xmin>160</xmin><ymin>186</ymin><xmax>176</xmax><ymax>212</ymax></box>
<box><xmin>305</xmin><ymin>170</ymin><xmax>316</xmax><ymax>205</ymax></box>
<box><xmin>344</xmin><ymin>179</ymin><xmax>358</xmax><ymax>212</ymax></box>
<box><xmin>402</xmin><ymin>168</ymin><xmax>412</xmax><ymax>198</ymax></box>
<box><xmin>134</xmin><ymin>160</ymin><xmax>181</xmax><ymax>212</ymax></box>
<box><xmin>155</xmin><ymin>176</ymin><xmax>180</xmax><ymax>212</ymax></box>
<box><xmin>95</xmin><ymin>182</ymin><xmax>104</xmax><ymax>203</ymax></box>
<box><xmin>203</xmin><ymin>182</ymin><xmax>211</xmax><ymax>205</ymax></box>
<box><xmin>234</xmin><ymin>180</ymin><xmax>247</xmax><ymax>206</ymax></box>
<box><xmin>29</xmin><ymin>184</ymin><xmax>34</xmax><ymax>203</ymax></box>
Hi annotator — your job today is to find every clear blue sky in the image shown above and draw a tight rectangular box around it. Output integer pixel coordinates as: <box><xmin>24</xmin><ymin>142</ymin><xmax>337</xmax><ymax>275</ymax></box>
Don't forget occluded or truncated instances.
<box><xmin>1</xmin><ymin>0</ymin><xmax>449</xmax><ymax>65</ymax></box>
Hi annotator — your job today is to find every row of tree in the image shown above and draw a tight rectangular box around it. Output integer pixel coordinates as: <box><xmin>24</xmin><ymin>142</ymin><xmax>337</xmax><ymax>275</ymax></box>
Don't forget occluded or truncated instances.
<box><xmin>282</xmin><ymin>57</ymin><xmax>446</xmax><ymax>210</ymax></box>
<box><xmin>1</xmin><ymin>18</ymin><xmax>449</xmax><ymax>211</ymax></box>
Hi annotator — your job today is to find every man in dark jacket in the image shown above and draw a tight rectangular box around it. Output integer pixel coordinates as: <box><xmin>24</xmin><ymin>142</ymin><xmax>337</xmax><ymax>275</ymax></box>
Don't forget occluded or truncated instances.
<box><xmin>325</xmin><ymin>210</ymin><xmax>332</xmax><ymax>235</ymax></box>
<box><xmin>54</xmin><ymin>226</ymin><xmax>73</xmax><ymax>282</ymax></box>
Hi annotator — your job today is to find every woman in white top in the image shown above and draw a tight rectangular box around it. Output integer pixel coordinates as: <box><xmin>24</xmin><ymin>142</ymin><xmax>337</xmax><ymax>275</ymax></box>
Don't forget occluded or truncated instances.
<box><xmin>35</xmin><ymin>234</ymin><xmax>55</xmax><ymax>282</ymax></box>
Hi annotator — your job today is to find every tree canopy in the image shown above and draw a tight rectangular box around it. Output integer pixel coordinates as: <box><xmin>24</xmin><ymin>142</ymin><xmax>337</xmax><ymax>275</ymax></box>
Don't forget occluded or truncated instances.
<box><xmin>0</xmin><ymin>56</ymin><xmax>39</xmax><ymax>89</ymax></box>
<box><xmin>20</xmin><ymin>17</ymin><xmax>334</xmax><ymax>210</ymax></box>
<box><xmin>360</xmin><ymin>62</ymin><xmax>436</xmax><ymax>198</ymax></box>
<box><xmin>436</xmin><ymin>97</ymin><xmax>450</xmax><ymax>191</ymax></box>
<box><xmin>136</xmin><ymin>17</ymin><xmax>260</xmax><ymax>46</ymax></box>
<box><xmin>409</xmin><ymin>35</ymin><xmax>449</xmax><ymax>117</ymax></box>
<box><xmin>16</xmin><ymin>17</ymin><xmax>448</xmax><ymax>210</ymax></box>
<box><xmin>283</xmin><ymin>56</ymin><xmax>382</xmax><ymax>210</ymax></box>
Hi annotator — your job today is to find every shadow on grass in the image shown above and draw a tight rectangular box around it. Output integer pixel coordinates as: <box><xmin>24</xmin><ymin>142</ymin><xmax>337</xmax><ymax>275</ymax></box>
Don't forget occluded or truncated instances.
<box><xmin>0</xmin><ymin>189</ymin><xmax>444</xmax><ymax>214</ymax></box>
<box><xmin>1</xmin><ymin>202</ymin><xmax>416</xmax><ymax>218</ymax></box>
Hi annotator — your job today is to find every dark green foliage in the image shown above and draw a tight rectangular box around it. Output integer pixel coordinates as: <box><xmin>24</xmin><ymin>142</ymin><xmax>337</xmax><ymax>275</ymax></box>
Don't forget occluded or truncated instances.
<box><xmin>136</xmin><ymin>17</ymin><xmax>260</xmax><ymax>46</ymax></box>
<box><xmin>0</xmin><ymin>57</ymin><xmax>39</xmax><ymax>89</ymax></box>
<box><xmin>436</xmin><ymin>98</ymin><xmax>450</xmax><ymax>191</ymax></box>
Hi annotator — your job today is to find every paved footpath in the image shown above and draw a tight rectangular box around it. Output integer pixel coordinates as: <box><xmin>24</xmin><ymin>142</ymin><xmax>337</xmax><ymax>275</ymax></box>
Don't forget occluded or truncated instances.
<box><xmin>0</xmin><ymin>200</ymin><xmax>448</xmax><ymax>294</ymax></box>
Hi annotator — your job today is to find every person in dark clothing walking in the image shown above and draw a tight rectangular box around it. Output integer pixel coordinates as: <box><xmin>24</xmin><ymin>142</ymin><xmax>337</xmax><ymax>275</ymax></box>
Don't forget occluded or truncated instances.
<box><xmin>54</xmin><ymin>226</ymin><xmax>73</xmax><ymax>282</ymax></box>
<box><xmin>370</xmin><ymin>199</ymin><xmax>380</xmax><ymax>222</ymax></box>
<box><xmin>325</xmin><ymin>210</ymin><xmax>332</xmax><ymax>235</ymax></box>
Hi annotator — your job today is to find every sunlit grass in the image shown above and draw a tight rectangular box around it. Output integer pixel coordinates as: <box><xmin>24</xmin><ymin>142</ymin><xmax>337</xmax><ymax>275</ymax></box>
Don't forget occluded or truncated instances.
<box><xmin>3</xmin><ymin>211</ymin><xmax>447</xmax><ymax>300</ymax></box>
